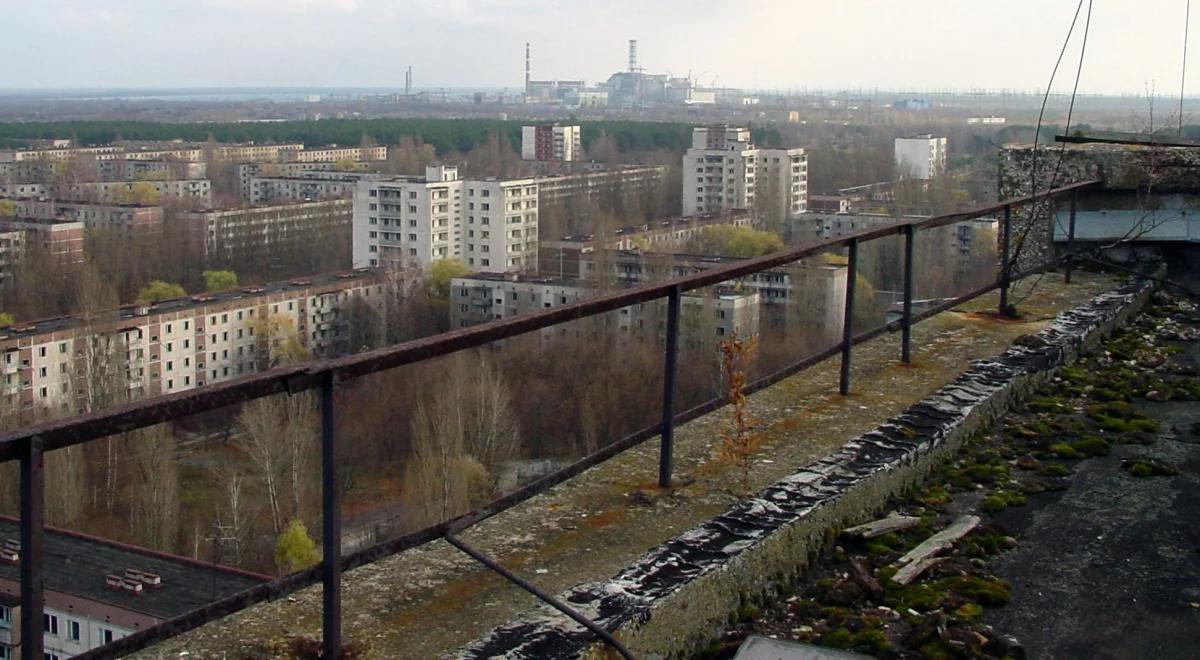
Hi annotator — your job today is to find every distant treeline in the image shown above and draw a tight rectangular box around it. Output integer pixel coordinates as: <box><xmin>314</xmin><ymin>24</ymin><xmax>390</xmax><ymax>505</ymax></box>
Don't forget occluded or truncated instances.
<box><xmin>0</xmin><ymin>118</ymin><xmax>731</xmax><ymax>155</ymax></box>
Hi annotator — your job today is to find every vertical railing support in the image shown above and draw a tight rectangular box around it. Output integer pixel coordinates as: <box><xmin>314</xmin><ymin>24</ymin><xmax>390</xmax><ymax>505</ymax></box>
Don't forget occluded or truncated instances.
<box><xmin>320</xmin><ymin>373</ymin><xmax>342</xmax><ymax>659</ymax></box>
<box><xmin>999</xmin><ymin>204</ymin><xmax>1012</xmax><ymax>316</ymax></box>
<box><xmin>1065</xmin><ymin>188</ymin><xmax>1079</xmax><ymax>284</ymax></box>
<box><xmin>840</xmin><ymin>239</ymin><xmax>859</xmax><ymax>396</ymax></box>
<box><xmin>658</xmin><ymin>285</ymin><xmax>681</xmax><ymax>488</ymax></box>
<box><xmin>20</xmin><ymin>435</ymin><xmax>44</xmax><ymax>660</ymax></box>
<box><xmin>901</xmin><ymin>224</ymin><xmax>916</xmax><ymax>364</ymax></box>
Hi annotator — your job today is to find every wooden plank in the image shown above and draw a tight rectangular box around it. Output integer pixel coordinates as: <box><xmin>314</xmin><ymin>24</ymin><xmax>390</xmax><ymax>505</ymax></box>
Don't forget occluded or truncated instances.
<box><xmin>841</xmin><ymin>514</ymin><xmax>922</xmax><ymax>540</ymax></box>
<box><xmin>892</xmin><ymin>556</ymin><xmax>948</xmax><ymax>586</ymax></box>
<box><xmin>888</xmin><ymin>514</ymin><xmax>981</xmax><ymax>585</ymax></box>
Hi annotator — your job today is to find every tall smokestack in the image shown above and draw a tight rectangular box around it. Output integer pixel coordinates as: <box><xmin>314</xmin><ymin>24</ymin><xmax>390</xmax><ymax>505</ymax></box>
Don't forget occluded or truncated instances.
<box><xmin>628</xmin><ymin>39</ymin><xmax>638</xmax><ymax>73</ymax></box>
<box><xmin>405</xmin><ymin>66</ymin><xmax>412</xmax><ymax>96</ymax></box>
<box><xmin>525</xmin><ymin>42</ymin><xmax>531</xmax><ymax>95</ymax></box>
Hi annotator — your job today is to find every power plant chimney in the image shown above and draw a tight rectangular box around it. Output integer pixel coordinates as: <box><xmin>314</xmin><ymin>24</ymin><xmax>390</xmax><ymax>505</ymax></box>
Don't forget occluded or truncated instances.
<box><xmin>525</xmin><ymin>42</ymin><xmax>531</xmax><ymax>95</ymax></box>
<box><xmin>405</xmin><ymin>66</ymin><xmax>412</xmax><ymax>96</ymax></box>
<box><xmin>628</xmin><ymin>39</ymin><xmax>638</xmax><ymax>73</ymax></box>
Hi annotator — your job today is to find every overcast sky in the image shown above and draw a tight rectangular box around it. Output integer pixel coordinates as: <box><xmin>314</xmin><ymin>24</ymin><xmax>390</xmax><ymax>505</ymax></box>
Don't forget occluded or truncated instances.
<box><xmin>0</xmin><ymin>0</ymin><xmax>1193</xmax><ymax>95</ymax></box>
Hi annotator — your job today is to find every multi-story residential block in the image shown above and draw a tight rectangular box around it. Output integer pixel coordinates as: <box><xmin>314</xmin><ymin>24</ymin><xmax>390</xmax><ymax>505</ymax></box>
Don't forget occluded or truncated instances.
<box><xmin>236</xmin><ymin>162</ymin><xmax>371</xmax><ymax>199</ymax></box>
<box><xmin>97</xmin><ymin>159</ymin><xmax>207</xmax><ymax>181</ymax></box>
<box><xmin>247</xmin><ymin>172</ymin><xmax>380</xmax><ymax>204</ymax></box>
<box><xmin>449</xmin><ymin>272</ymin><xmax>760</xmax><ymax>344</ymax></box>
<box><xmin>352</xmin><ymin>166</ymin><xmax>539</xmax><ymax>274</ymax></box>
<box><xmin>894</xmin><ymin>134</ymin><xmax>947</xmax><ymax>180</ymax></box>
<box><xmin>284</xmin><ymin>146</ymin><xmax>388</xmax><ymax>163</ymax></box>
<box><xmin>0</xmin><ymin>218</ymin><xmax>85</xmax><ymax>282</ymax></box>
<box><xmin>0</xmin><ymin>146</ymin><xmax>123</xmax><ymax>163</ymax></box>
<box><xmin>5</xmin><ymin>198</ymin><xmax>163</xmax><ymax>236</ymax></box>
<box><xmin>0</xmin><ymin>516</ymin><xmax>266</xmax><ymax>659</ymax></box>
<box><xmin>179</xmin><ymin>199</ymin><xmax>352</xmax><ymax>266</ymax></box>
<box><xmin>682</xmin><ymin>126</ymin><xmax>808</xmax><ymax>220</ymax></box>
<box><xmin>0</xmin><ymin>271</ymin><xmax>383</xmax><ymax>413</ymax></box>
<box><xmin>521</xmin><ymin>125</ymin><xmax>582</xmax><ymax>161</ymax></box>
<box><xmin>0</xmin><ymin>180</ymin><xmax>211</xmax><ymax>206</ymax></box>
<box><xmin>536</xmin><ymin>165</ymin><xmax>664</xmax><ymax>208</ymax></box>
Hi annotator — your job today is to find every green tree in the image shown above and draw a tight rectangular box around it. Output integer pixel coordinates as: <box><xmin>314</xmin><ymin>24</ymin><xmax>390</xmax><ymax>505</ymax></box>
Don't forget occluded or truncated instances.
<box><xmin>0</xmin><ymin>199</ymin><xmax>16</xmax><ymax>218</ymax></box>
<box><xmin>136</xmin><ymin>280</ymin><xmax>186</xmax><ymax>304</ymax></box>
<box><xmin>202</xmin><ymin>270</ymin><xmax>238</xmax><ymax>292</ymax></box>
<box><xmin>273</xmin><ymin>519</ymin><xmax>320</xmax><ymax>574</ymax></box>
<box><xmin>427</xmin><ymin>258</ymin><xmax>470</xmax><ymax>299</ymax></box>
<box><xmin>0</xmin><ymin>312</ymin><xmax>12</xmax><ymax>327</ymax></box>
<box><xmin>689</xmin><ymin>225</ymin><xmax>784</xmax><ymax>258</ymax></box>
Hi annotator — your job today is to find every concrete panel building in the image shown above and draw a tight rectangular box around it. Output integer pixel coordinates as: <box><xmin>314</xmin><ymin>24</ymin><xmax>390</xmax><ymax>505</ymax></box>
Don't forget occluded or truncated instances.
<box><xmin>682</xmin><ymin>126</ymin><xmax>808</xmax><ymax>221</ymax></box>
<box><xmin>246</xmin><ymin>172</ymin><xmax>379</xmax><ymax>204</ymax></box>
<box><xmin>179</xmin><ymin>199</ymin><xmax>352</xmax><ymax>266</ymax></box>
<box><xmin>5</xmin><ymin>198</ymin><xmax>164</xmax><ymax>236</ymax></box>
<box><xmin>894</xmin><ymin>134</ymin><xmax>947</xmax><ymax>180</ymax></box>
<box><xmin>0</xmin><ymin>218</ymin><xmax>85</xmax><ymax>283</ymax></box>
<box><xmin>352</xmin><ymin>166</ymin><xmax>539</xmax><ymax>274</ymax></box>
<box><xmin>521</xmin><ymin>125</ymin><xmax>582</xmax><ymax>162</ymax></box>
<box><xmin>0</xmin><ymin>180</ymin><xmax>211</xmax><ymax>206</ymax></box>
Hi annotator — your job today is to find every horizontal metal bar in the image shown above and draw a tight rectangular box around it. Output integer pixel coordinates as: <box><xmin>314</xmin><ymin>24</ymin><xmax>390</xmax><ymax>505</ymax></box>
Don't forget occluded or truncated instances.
<box><xmin>1055</xmin><ymin>132</ymin><xmax>1200</xmax><ymax>148</ymax></box>
<box><xmin>445</xmin><ymin>534</ymin><xmax>635</xmax><ymax>660</ymax></box>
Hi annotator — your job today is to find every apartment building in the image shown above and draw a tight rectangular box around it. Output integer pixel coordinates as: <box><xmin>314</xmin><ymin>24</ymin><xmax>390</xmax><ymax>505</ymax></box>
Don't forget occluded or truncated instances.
<box><xmin>0</xmin><ymin>146</ymin><xmax>123</xmax><ymax>163</ymax></box>
<box><xmin>236</xmin><ymin>162</ymin><xmax>371</xmax><ymax>199</ymax></box>
<box><xmin>0</xmin><ymin>271</ymin><xmax>384</xmax><ymax>413</ymax></box>
<box><xmin>894</xmin><ymin>134</ymin><xmax>947</xmax><ymax>180</ymax></box>
<box><xmin>179</xmin><ymin>199</ymin><xmax>352</xmax><ymax>265</ymax></box>
<box><xmin>246</xmin><ymin>172</ymin><xmax>379</xmax><ymax>204</ymax></box>
<box><xmin>352</xmin><ymin>166</ymin><xmax>539</xmax><ymax>274</ymax></box>
<box><xmin>0</xmin><ymin>218</ymin><xmax>85</xmax><ymax>283</ymax></box>
<box><xmin>538</xmin><ymin>210</ymin><xmax>751</xmax><ymax>276</ymax></box>
<box><xmin>449</xmin><ymin>272</ymin><xmax>759</xmax><ymax>344</ymax></box>
<box><xmin>5</xmin><ymin>198</ymin><xmax>163</xmax><ymax>236</ymax></box>
<box><xmin>97</xmin><ymin>159</ymin><xmax>207</xmax><ymax>181</ymax></box>
<box><xmin>0</xmin><ymin>516</ymin><xmax>266</xmax><ymax>659</ymax></box>
<box><xmin>521</xmin><ymin>125</ymin><xmax>582</xmax><ymax>161</ymax></box>
<box><xmin>536</xmin><ymin>165</ymin><xmax>664</xmax><ymax>208</ymax></box>
<box><xmin>284</xmin><ymin>145</ymin><xmax>388</xmax><ymax>163</ymax></box>
<box><xmin>0</xmin><ymin>180</ymin><xmax>211</xmax><ymax>206</ymax></box>
<box><xmin>682</xmin><ymin>126</ymin><xmax>808</xmax><ymax>220</ymax></box>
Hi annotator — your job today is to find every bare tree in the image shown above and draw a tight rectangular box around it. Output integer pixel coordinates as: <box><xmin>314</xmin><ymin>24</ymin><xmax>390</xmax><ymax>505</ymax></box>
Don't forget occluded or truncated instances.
<box><xmin>236</xmin><ymin>393</ymin><xmax>318</xmax><ymax>534</ymax></box>
<box><xmin>127</xmin><ymin>424</ymin><xmax>180</xmax><ymax>550</ymax></box>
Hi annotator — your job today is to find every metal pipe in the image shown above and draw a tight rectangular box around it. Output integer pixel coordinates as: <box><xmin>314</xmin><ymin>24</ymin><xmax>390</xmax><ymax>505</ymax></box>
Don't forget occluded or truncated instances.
<box><xmin>901</xmin><ymin>224</ymin><xmax>915</xmax><ymax>364</ymax></box>
<box><xmin>444</xmin><ymin>534</ymin><xmax>636</xmax><ymax>660</ymax></box>
<box><xmin>1066</xmin><ymin>189</ymin><xmax>1079</xmax><ymax>284</ymax></box>
<box><xmin>999</xmin><ymin>204</ymin><xmax>1012</xmax><ymax>315</ymax></box>
<box><xmin>320</xmin><ymin>373</ymin><xmax>342</xmax><ymax>659</ymax></box>
<box><xmin>658</xmin><ymin>285</ymin><xmax>681</xmax><ymax>488</ymax></box>
<box><xmin>840</xmin><ymin>238</ymin><xmax>858</xmax><ymax>395</ymax></box>
<box><xmin>20</xmin><ymin>436</ymin><xmax>44</xmax><ymax>660</ymax></box>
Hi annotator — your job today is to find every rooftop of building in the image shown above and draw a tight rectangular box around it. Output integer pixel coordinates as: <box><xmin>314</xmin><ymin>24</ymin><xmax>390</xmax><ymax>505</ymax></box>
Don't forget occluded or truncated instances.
<box><xmin>0</xmin><ymin>516</ymin><xmax>267</xmax><ymax>620</ymax></box>
<box><xmin>0</xmin><ymin>268</ymin><xmax>379</xmax><ymax>338</ymax></box>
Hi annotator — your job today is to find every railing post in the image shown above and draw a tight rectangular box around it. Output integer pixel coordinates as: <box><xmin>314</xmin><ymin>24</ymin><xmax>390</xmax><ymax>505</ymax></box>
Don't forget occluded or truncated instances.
<box><xmin>20</xmin><ymin>435</ymin><xmax>44</xmax><ymax>660</ymax></box>
<box><xmin>999</xmin><ymin>204</ymin><xmax>1012</xmax><ymax>316</ymax></box>
<box><xmin>658</xmin><ymin>285</ymin><xmax>681</xmax><ymax>489</ymax></box>
<box><xmin>1065</xmin><ymin>188</ymin><xmax>1079</xmax><ymax>284</ymax></box>
<box><xmin>320</xmin><ymin>373</ymin><xmax>342</xmax><ymax>659</ymax></box>
<box><xmin>901</xmin><ymin>224</ymin><xmax>915</xmax><ymax>364</ymax></box>
<box><xmin>840</xmin><ymin>239</ymin><xmax>858</xmax><ymax>396</ymax></box>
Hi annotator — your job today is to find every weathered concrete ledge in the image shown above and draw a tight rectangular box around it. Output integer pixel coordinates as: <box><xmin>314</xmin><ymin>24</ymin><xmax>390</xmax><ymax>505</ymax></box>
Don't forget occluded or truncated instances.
<box><xmin>462</xmin><ymin>277</ymin><xmax>1155</xmax><ymax>659</ymax></box>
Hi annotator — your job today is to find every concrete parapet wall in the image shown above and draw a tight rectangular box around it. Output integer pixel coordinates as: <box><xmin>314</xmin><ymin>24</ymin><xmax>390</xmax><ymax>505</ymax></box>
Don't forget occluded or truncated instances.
<box><xmin>463</xmin><ymin>276</ymin><xmax>1154</xmax><ymax>659</ymax></box>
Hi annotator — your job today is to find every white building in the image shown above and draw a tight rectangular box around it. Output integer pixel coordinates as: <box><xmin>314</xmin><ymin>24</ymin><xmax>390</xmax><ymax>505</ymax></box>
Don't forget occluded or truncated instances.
<box><xmin>682</xmin><ymin>126</ymin><xmax>808</xmax><ymax>221</ymax></box>
<box><xmin>894</xmin><ymin>134</ymin><xmax>947</xmax><ymax>180</ymax></box>
<box><xmin>521</xmin><ymin>125</ymin><xmax>582</xmax><ymax>162</ymax></box>
<box><xmin>353</xmin><ymin>166</ymin><xmax>538</xmax><ymax>274</ymax></box>
<box><xmin>247</xmin><ymin>172</ymin><xmax>379</xmax><ymax>204</ymax></box>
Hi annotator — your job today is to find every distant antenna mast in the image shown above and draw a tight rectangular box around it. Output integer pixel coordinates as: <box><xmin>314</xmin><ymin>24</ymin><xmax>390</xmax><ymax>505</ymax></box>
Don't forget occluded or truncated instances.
<box><xmin>629</xmin><ymin>39</ymin><xmax>638</xmax><ymax>73</ymax></box>
<box><xmin>525</xmin><ymin>42</ymin><xmax>532</xmax><ymax>95</ymax></box>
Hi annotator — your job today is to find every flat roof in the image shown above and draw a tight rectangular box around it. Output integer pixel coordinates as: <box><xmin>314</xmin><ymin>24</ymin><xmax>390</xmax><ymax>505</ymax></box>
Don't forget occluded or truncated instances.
<box><xmin>0</xmin><ymin>516</ymin><xmax>267</xmax><ymax>620</ymax></box>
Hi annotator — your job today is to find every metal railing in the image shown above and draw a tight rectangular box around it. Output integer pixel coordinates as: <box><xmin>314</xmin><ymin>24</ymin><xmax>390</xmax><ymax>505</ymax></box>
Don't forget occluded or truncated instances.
<box><xmin>0</xmin><ymin>179</ymin><xmax>1099</xmax><ymax>660</ymax></box>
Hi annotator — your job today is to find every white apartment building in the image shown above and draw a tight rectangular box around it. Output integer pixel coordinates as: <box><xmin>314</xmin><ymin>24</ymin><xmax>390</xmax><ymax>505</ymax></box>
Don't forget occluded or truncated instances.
<box><xmin>247</xmin><ymin>172</ymin><xmax>380</xmax><ymax>204</ymax></box>
<box><xmin>894</xmin><ymin>134</ymin><xmax>947</xmax><ymax>180</ymax></box>
<box><xmin>286</xmin><ymin>146</ymin><xmax>388</xmax><ymax>163</ymax></box>
<box><xmin>0</xmin><ymin>271</ymin><xmax>383</xmax><ymax>413</ymax></box>
<box><xmin>353</xmin><ymin>166</ymin><xmax>539</xmax><ymax>274</ymax></box>
<box><xmin>682</xmin><ymin>126</ymin><xmax>808</xmax><ymax>221</ymax></box>
<box><xmin>237</xmin><ymin>162</ymin><xmax>371</xmax><ymax>198</ymax></box>
<box><xmin>521</xmin><ymin>125</ymin><xmax>582</xmax><ymax>161</ymax></box>
<box><xmin>0</xmin><ymin>180</ymin><xmax>211</xmax><ymax>206</ymax></box>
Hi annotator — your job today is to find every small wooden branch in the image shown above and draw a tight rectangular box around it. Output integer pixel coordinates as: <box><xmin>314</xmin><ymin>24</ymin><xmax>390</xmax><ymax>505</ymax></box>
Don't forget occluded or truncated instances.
<box><xmin>841</xmin><ymin>514</ymin><xmax>922</xmax><ymax>540</ymax></box>
<box><xmin>889</xmin><ymin>515</ymin><xmax>981</xmax><ymax>585</ymax></box>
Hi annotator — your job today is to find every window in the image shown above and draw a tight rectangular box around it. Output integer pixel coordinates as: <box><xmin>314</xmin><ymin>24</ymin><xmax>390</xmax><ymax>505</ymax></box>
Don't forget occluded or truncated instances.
<box><xmin>38</xmin><ymin>347</ymin><xmax>46</xmax><ymax>358</ymax></box>
<box><xmin>101</xmin><ymin>628</ymin><xmax>115</xmax><ymax>644</ymax></box>
<box><xmin>44</xmin><ymin>613</ymin><xmax>58</xmax><ymax>635</ymax></box>
<box><xmin>0</xmin><ymin>604</ymin><xmax>9</xmax><ymax>623</ymax></box>
<box><xmin>67</xmin><ymin>620</ymin><xmax>81</xmax><ymax>642</ymax></box>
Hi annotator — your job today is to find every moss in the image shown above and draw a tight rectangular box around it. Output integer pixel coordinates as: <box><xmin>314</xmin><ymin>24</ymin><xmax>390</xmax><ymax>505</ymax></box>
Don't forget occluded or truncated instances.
<box><xmin>919</xmin><ymin>639</ymin><xmax>956</xmax><ymax>660</ymax></box>
<box><xmin>920</xmin><ymin>485</ymin><xmax>951</xmax><ymax>506</ymax></box>
<box><xmin>866</xmin><ymin>542</ymin><xmax>894</xmax><ymax>557</ymax></box>
<box><xmin>853</xmin><ymin>629</ymin><xmax>892</xmax><ymax>654</ymax></box>
<box><xmin>736</xmin><ymin>603</ymin><xmax>761</xmax><ymax>622</ymax></box>
<box><xmin>982</xmin><ymin>495</ymin><xmax>1008</xmax><ymax>513</ymax></box>
<box><xmin>820</xmin><ymin>627</ymin><xmax>855</xmax><ymax>650</ymax></box>
<box><xmin>1070</xmin><ymin>436</ymin><xmax>1111</xmax><ymax>457</ymax></box>
<box><xmin>953</xmin><ymin>602</ymin><xmax>984</xmax><ymax>621</ymax></box>
<box><xmin>1039</xmin><ymin>462</ymin><xmax>1072</xmax><ymax>477</ymax></box>
<box><xmin>1122</xmin><ymin>458</ymin><xmax>1179</xmax><ymax>478</ymax></box>
<box><xmin>1050</xmin><ymin>443</ymin><xmax>1084</xmax><ymax>459</ymax></box>
<box><xmin>1026</xmin><ymin>397</ymin><xmax>1066</xmax><ymax>413</ymax></box>
<box><xmin>940</xmin><ymin>575</ymin><xmax>1011</xmax><ymax>606</ymax></box>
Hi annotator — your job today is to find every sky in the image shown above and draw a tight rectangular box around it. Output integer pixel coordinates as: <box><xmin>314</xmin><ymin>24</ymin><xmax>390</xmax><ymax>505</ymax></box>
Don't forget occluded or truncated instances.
<box><xmin>0</xmin><ymin>0</ymin><xmax>1195</xmax><ymax>96</ymax></box>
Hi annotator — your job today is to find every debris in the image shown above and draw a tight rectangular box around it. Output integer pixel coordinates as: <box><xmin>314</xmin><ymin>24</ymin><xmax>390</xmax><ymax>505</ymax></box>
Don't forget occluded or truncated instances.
<box><xmin>841</xmin><ymin>514</ymin><xmax>921</xmax><ymax>540</ymax></box>
<box><xmin>890</xmin><ymin>515</ymin><xmax>981</xmax><ymax>585</ymax></box>
<box><xmin>848</xmin><ymin>558</ymin><xmax>883</xmax><ymax>599</ymax></box>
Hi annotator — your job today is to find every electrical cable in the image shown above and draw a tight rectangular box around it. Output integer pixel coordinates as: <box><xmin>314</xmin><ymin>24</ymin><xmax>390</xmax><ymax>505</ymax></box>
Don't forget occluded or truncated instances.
<box><xmin>1182</xmin><ymin>0</ymin><xmax>1191</xmax><ymax>135</ymax></box>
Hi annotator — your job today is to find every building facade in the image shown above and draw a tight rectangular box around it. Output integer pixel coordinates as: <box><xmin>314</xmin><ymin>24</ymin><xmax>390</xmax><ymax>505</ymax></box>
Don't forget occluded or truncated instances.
<box><xmin>246</xmin><ymin>172</ymin><xmax>378</xmax><ymax>204</ymax></box>
<box><xmin>682</xmin><ymin>126</ymin><xmax>808</xmax><ymax>221</ymax></box>
<box><xmin>521</xmin><ymin>125</ymin><xmax>582</xmax><ymax>162</ymax></box>
<box><xmin>179</xmin><ymin>199</ymin><xmax>352</xmax><ymax>266</ymax></box>
<box><xmin>0</xmin><ymin>218</ymin><xmax>85</xmax><ymax>283</ymax></box>
<box><xmin>352</xmin><ymin>166</ymin><xmax>539</xmax><ymax>274</ymax></box>
<box><xmin>0</xmin><ymin>181</ymin><xmax>211</xmax><ymax>206</ymax></box>
<box><xmin>0</xmin><ymin>271</ymin><xmax>383</xmax><ymax>413</ymax></box>
<box><xmin>5</xmin><ymin>198</ymin><xmax>163</xmax><ymax>236</ymax></box>
<box><xmin>894</xmin><ymin>134</ymin><xmax>947</xmax><ymax>180</ymax></box>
